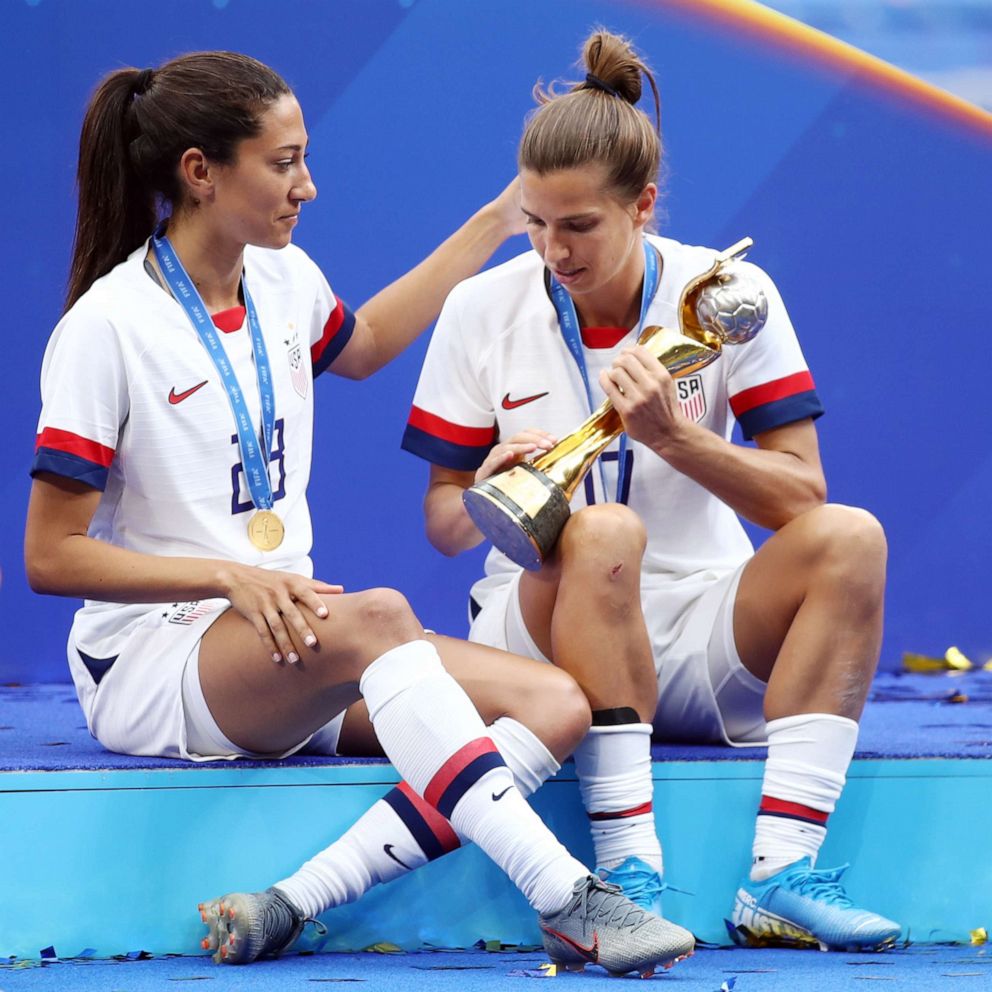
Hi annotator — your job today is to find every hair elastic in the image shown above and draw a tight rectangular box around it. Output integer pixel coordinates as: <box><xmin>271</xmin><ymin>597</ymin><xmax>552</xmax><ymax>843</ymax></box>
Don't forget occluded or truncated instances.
<box><xmin>132</xmin><ymin>67</ymin><xmax>155</xmax><ymax>98</ymax></box>
<box><xmin>584</xmin><ymin>72</ymin><xmax>622</xmax><ymax>99</ymax></box>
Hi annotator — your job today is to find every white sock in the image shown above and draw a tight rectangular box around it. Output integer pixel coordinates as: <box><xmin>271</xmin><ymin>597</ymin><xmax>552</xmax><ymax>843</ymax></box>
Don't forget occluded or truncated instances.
<box><xmin>359</xmin><ymin>640</ymin><xmax>586</xmax><ymax>914</ymax></box>
<box><xmin>572</xmin><ymin>722</ymin><xmax>662</xmax><ymax>874</ymax></box>
<box><xmin>490</xmin><ymin>716</ymin><xmax>561</xmax><ymax>798</ymax></box>
<box><xmin>275</xmin><ymin>717</ymin><xmax>560</xmax><ymax>917</ymax></box>
<box><xmin>750</xmin><ymin>713</ymin><xmax>858</xmax><ymax>881</ymax></box>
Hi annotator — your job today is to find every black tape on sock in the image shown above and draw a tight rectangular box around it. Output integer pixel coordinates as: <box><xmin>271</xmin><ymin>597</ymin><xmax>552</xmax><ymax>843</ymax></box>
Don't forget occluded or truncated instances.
<box><xmin>591</xmin><ymin>706</ymin><xmax>641</xmax><ymax>727</ymax></box>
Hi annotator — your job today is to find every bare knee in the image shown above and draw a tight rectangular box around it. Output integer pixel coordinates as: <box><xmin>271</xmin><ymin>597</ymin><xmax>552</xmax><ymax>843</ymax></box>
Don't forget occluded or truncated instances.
<box><xmin>813</xmin><ymin>504</ymin><xmax>885</xmax><ymax>572</ymax></box>
<box><xmin>559</xmin><ymin>503</ymin><xmax>646</xmax><ymax>573</ymax></box>
<box><xmin>789</xmin><ymin>505</ymin><xmax>887</xmax><ymax>618</ymax></box>
<box><xmin>320</xmin><ymin>586</ymin><xmax>423</xmax><ymax>659</ymax></box>
<box><xmin>517</xmin><ymin>665</ymin><xmax>592</xmax><ymax>761</ymax></box>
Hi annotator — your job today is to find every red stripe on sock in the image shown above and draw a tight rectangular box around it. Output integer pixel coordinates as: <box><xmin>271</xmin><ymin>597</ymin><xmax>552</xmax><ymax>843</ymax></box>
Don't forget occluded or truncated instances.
<box><xmin>423</xmin><ymin>738</ymin><xmax>499</xmax><ymax>811</ymax></box>
<box><xmin>396</xmin><ymin>781</ymin><xmax>461</xmax><ymax>852</ymax></box>
<box><xmin>759</xmin><ymin>795</ymin><xmax>829</xmax><ymax>824</ymax></box>
<box><xmin>588</xmin><ymin>801</ymin><xmax>653</xmax><ymax>821</ymax></box>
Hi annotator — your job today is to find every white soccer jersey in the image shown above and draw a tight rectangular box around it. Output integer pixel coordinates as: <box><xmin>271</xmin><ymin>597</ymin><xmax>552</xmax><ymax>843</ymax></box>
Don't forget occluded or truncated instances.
<box><xmin>32</xmin><ymin>240</ymin><xmax>355</xmax><ymax>711</ymax></box>
<box><xmin>402</xmin><ymin>234</ymin><xmax>823</xmax><ymax>621</ymax></box>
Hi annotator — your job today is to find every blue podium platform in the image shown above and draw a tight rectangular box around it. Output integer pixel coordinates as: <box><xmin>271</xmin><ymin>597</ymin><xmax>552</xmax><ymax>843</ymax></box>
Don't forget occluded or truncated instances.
<box><xmin>2</xmin><ymin>674</ymin><xmax>991</xmax><ymax>961</ymax></box>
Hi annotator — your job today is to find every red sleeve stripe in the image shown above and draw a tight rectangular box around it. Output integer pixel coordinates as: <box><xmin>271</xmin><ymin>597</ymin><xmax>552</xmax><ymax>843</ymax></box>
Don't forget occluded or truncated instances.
<box><xmin>35</xmin><ymin>428</ymin><xmax>115</xmax><ymax>467</ymax></box>
<box><xmin>311</xmin><ymin>298</ymin><xmax>346</xmax><ymax>364</ymax></box>
<box><xmin>730</xmin><ymin>371</ymin><xmax>816</xmax><ymax>417</ymax></box>
<box><xmin>408</xmin><ymin>406</ymin><xmax>497</xmax><ymax>447</ymax></box>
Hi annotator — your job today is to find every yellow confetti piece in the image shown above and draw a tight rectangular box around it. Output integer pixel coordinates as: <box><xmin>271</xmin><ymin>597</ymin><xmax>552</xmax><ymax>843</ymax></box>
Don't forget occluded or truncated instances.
<box><xmin>903</xmin><ymin>652</ymin><xmax>949</xmax><ymax>672</ymax></box>
<box><xmin>902</xmin><ymin>647</ymin><xmax>973</xmax><ymax>673</ymax></box>
<box><xmin>541</xmin><ymin>963</ymin><xmax>558</xmax><ymax>977</ymax></box>
<box><xmin>945</xmin><ymin>647</ymin><xmax>973</xmax><ymax>670</ymax></box>
<box><xmin>971</xmin><ymin>928</ymin><xmax>988</xmax><ymax>945</ymax></box>
<box><xmin>362</xmin><ymin>942</ymin><xmax>404</xmax><ymax>954</ymax></box>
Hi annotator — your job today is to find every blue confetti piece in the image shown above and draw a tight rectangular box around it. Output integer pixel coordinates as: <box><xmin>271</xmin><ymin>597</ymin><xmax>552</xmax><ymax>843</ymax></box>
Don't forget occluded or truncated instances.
<box><xmin>721</xmin><ymin>978</ymin><xmax>738</xmax><ymax>992</ymax></box>
<box><xmin>39</xmin><ymin>946</ymin><xmax>57</xmax><ymax>961</ymax></box>
<box><xmin>74</xmin><ymin>949</ymin><xmax>97</xmax><ymax>959</ymax></box>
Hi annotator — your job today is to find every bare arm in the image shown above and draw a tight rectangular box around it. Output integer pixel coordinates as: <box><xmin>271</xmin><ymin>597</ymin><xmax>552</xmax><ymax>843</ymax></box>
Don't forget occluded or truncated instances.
<box><xmin>603</xmin><ymin>345</ymin><xmax>826</xmax><ymax>531</ymax></box>
<box><xmin>425</xmin><ymin>465</ymin><xmax>482</xmax><ymax>556</ymax></box>
<box><xmin>329</xmin><ymin>180</ymin><xmax>525</xmax><ymax>380</ymax></box>
<box><xmin>25</xmin><ymin>474</ymin><xmax>343</xmax><ymax>662</ymax></box>
<box><xmin>423</xmin><ymin>429</ymin><xmax>557</xmax><ymax>556</ymax></box>
<box><xmin>651</xmin><ymin>417</ymin><xmax>825</xmax><ymax>530</ymax></box>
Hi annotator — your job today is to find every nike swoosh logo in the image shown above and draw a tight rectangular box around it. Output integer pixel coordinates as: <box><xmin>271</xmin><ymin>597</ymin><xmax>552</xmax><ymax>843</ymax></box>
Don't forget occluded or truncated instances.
<box><xmin>540</xmin><ymin>925</ymin><xmax>599</xmax><ymax>962</ymax></box>
<box><xmin>491</xmin><ymin>785</ymin><xmax>513</xmax><ymax>802</ymax></box>
<box><xmin>501</xmin><ymin>391</ymin><xmax>549</xmax><ymax>410</ymax></box>
<box><xmin>168</xmin><ymin>380</ymin><xmax>209</xmax><ymax>405</ymax></box>
<box><xmin>383</xmin><ymin>844</ymin><xmax>412</xmax><ymax>870</ymax></box>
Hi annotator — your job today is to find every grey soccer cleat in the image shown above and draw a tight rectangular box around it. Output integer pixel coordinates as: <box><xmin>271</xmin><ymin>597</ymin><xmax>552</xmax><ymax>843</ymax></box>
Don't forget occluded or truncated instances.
<box><xmin>538</xmin><ymin>875</ymin><xmax>695</xmax><ymax>978</ymax></box>
<box><xmin>199</xmin><ymin>887</ymin><xmax>307</xmax><ymax>964</ymax></box>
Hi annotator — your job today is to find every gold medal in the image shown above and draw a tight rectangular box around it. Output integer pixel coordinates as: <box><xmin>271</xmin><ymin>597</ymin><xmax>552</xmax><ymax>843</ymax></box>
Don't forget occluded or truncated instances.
<box><xmin>247</xmin><ymin>509</ymin><xmax>284</xmax><ymax>551</ymax></box>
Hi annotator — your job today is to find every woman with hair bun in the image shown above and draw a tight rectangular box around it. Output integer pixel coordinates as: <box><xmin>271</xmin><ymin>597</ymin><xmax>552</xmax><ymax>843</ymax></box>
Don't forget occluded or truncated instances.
<box><xmin>25</xmin><ymin>51</ymin><xmax>693</xmax><ymax>976</ymax></box>
<box><xmin>402</xmin><ymin>29</ymin><xmax>901</xmax><ymax>952</ymax></box>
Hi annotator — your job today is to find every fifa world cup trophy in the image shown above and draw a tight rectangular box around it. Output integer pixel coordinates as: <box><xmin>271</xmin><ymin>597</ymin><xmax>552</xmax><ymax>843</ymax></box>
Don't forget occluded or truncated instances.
<box><xmin>462</xmin><ymin>238</ymin><xmax>769</xmax><ymax>570</ymax></box>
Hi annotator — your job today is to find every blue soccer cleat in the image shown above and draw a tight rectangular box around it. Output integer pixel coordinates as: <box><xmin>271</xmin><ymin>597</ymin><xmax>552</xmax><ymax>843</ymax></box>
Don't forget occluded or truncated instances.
<box><xmin>598</xmin><ymin>856</ymin><xmax>666</xmax><ymax>916</ymax></box>
<box><xmin>728</xmin><ymin>857</ymin><xmax>901</xmax><ymax>951</ymax></box>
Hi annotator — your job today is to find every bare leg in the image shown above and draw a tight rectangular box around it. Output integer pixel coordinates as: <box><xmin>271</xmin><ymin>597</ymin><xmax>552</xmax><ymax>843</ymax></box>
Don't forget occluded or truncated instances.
<box><xmin>198</xmin><ymin>587</ymin><xmax>424</xmax><ymax>754</ymax></box>
<box><xmin>732</xmin><ymin>503</ymin><xmax>887</xmax><ymax>720</ymax></box>
<box><xmin>518</xmin><ymin>503</ymin><xmax>658</xmax><ymax>719</ymax></box>
<box><xmin>515</xmin><ymin>503</ymin><xmax>664</xmax><ymax>887</ymax></box>
<box><xmin>339</xmin><ymin>633</ymin><xmax>591</xmax><ymax>761</ymax></box>
<box><xmin>197</xmin><ymin>584</ymin><xmax>599</xmax><ymax>940</ymax></box>
<box><xmin>726</xmin><ymin>504</ymin><xmax>899</xmax><ymax>951</ymax></box>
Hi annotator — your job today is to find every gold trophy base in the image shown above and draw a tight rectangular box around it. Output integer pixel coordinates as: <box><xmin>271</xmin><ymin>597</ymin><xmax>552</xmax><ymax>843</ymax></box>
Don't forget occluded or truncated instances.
<box><xmin>462</xmin><ymin>462</ymin><xmax>570</xmax><ymax>571</ymax></box>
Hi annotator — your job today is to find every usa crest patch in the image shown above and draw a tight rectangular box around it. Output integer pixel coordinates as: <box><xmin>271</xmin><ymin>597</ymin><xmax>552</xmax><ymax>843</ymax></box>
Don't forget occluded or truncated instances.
<box><xmin>677</xmin><ymin>374</ymin><xmax>706</xmax><ymax>422</ymax></box>
<box><xmin>286</xmin><ymin>331</ymin><xmax>308</xmax><ymax>399</ymax></box>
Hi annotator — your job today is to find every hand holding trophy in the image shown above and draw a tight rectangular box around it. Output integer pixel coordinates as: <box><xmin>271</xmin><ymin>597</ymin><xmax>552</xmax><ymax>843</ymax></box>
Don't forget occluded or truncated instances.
<box><xmin>462</xmin><ymin>238</ymin><xmax>769</xmax><ymax>570</ymax></box>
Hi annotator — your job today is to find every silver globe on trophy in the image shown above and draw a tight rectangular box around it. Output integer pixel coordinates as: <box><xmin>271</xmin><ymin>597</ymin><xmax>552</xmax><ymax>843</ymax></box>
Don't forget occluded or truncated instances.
<box><xmin>462</xmin><ymin>237</ymin><xmax>769</xmax><ymax>570</ymax></box>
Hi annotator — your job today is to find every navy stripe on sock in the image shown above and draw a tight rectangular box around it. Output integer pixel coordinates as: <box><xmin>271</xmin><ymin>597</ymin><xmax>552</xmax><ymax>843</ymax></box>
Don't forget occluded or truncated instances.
<box><xmin>383</xmin><ymin>787</ymin><xmax>446</xmax><ymax>861</ymax></box>
<box><xmin>757</xmin><ymin>809</ymin><xmax>829</xmax><ymax>827</ymax></box>
<box><xmin>437</xmin><ymin>752</ymin><xmax>506</xmax><ymax>820</ymax></box>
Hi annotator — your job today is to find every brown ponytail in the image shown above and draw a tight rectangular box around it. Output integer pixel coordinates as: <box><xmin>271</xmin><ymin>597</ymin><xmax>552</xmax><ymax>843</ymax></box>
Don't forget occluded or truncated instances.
<box><xmin>65</xmin><ymin>52</ymin><xmax>290</xmax><ymax>312</ymax></box>
<box><xmin>519</xmin><ymin>30</ymin><xmax>663</xmax><ymax>205</ymax></box>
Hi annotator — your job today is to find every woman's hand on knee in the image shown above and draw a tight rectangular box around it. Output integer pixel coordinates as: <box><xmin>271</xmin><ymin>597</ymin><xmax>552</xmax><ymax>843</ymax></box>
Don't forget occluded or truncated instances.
<box><xmin>219</xmin><ymin>563</ymin><xmax>343</xmax><ymax>664</ymax></box>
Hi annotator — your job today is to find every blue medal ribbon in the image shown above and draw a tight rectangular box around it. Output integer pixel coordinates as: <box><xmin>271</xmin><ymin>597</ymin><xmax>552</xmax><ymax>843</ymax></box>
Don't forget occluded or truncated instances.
<box><xmin>151</xmin><ymin>229</ymin><xmax>276</xmax><ymax>515</ymax></box>
<box><xmin>547</xmin><ymin>239</ymin><xmax>660</xmax><ymax>503</ymax></box>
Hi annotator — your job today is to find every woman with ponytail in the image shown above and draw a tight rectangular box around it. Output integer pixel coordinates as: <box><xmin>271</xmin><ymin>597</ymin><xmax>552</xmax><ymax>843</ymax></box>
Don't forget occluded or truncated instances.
<box><xmin>402</xmin><ymin>29</ymin><xmax>902</xmax><ymax>953</ymax></box>
<box><xmin>25</xmin><ymin>51</ymin><xmax>694</xmax><ymax>976</ymax></box>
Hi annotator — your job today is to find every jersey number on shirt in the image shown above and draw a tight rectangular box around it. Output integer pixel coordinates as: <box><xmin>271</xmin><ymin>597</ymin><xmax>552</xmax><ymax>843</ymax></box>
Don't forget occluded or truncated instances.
<box><xmin>230</xmin><ymin>418</ymin><xmax>287</xmax><ymax>516</ymax></box>
<box><xmin>582</xmin><ymin>449</ymin><xmax>634</xmax><ymax>506</ymax></box>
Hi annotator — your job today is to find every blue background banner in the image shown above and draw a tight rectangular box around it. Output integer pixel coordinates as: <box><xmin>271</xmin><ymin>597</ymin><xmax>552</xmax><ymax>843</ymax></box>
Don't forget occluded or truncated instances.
<box><xmin>3</xmin><ymin>0</ymin><xmax>991</xmax><ymax>682</ymax></box>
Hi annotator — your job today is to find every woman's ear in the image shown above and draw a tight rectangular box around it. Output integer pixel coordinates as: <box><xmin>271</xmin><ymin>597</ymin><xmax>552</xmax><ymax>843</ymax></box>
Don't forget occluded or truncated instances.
<box><xmin>632</xmin><ymin>183</ymin><xmax>658</xmax><ymax>227</ymax></box>
<box><xmin>176</xmin><ymin>148</ymin><xmax>215</xmax><ymax>205</ymax></box>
